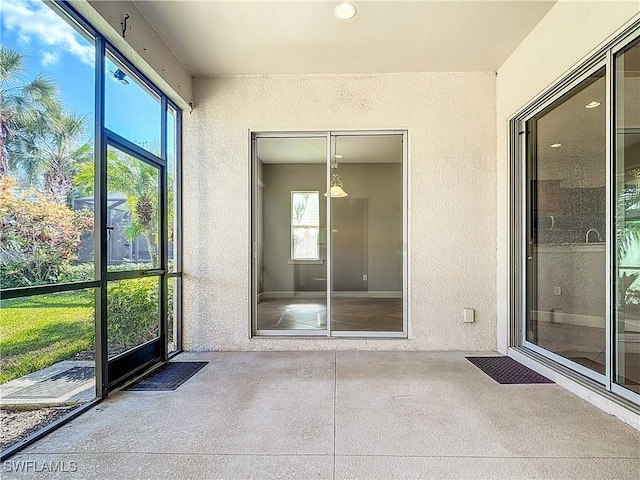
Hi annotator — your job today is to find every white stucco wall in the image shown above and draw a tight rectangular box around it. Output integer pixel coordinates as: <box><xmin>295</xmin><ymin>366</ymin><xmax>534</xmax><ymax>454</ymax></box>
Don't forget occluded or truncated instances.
<box><xmin>183</xmin><ymin>72</ymin><xmax>497</xmax><ymax>351</ymax></box>
<box><xmin>496</xmin><ymin>1</ymin><xmax>640</xmax><ymax>354</ymax></box>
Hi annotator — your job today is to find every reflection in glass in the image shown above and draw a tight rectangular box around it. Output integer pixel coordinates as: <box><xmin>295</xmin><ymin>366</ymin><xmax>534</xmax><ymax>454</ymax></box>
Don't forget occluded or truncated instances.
<box><xmin>330</xmin><ymin>135</ymin><xmax>403</xmax><ymax>332</ymax></box>
<box><xmin>105</xmin><ymin>51</ymin><xmax>161</xmax><ymax>155</ymax></box>
<box><xmin>106</xmin><ymin>145</ymin><xmax>160</xmax><ymax>271</ymax></box>
<box><xmin>526</xmin><ymin>69</ymin><xmax>606</xmax><ymax>374</ymax></box>
<box><xmin>614</xmin><ymin>40</ymin><xmax>640</xmax><ymax>394</ymax></box>
<box><xmin>107</xmin><ymin>278</ymin><xmax>159</xmax><ymax>359</ymax></box>
<box><xmin>255</xmin><ymin>137</ymin><xmax>327</xmax><ymax>331</ymax></box>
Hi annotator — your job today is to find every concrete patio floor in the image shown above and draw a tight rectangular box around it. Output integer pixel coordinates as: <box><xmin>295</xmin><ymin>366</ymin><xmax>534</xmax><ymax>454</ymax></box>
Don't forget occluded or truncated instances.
<box><xmin>3</xmin><ymin>351</ymin><xmax>639</xmax><ymax>479</ymax></box>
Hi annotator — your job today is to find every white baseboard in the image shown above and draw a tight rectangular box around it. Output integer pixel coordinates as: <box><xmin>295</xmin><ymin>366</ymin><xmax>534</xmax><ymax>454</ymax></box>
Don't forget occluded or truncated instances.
<box><xmin>534</xmin><ymin>310</ymin><xmax>604</xmax><ymax>329</ymax></box>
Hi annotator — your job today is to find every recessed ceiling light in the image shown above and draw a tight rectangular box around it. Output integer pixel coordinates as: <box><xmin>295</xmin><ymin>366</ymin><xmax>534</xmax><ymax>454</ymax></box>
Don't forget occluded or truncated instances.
<box><xmin>585</xmin><ymin>101</ymin><xmax>601</xmax><ymax>109</ymax></box>
<box><xmin>334</xmin><ymin>2</ymin><xmax>357</xmax><ymax>20</ymax></box>
<box><xmin>550</xmin><ymin>143</ymin><xmax>562</xmax><ymax>148</ymax></box>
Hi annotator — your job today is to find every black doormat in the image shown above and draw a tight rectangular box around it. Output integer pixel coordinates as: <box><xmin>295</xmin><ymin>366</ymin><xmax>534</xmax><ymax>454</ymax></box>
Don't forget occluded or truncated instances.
<box><xmin>466</xmin><ymin>356</ymin><xmax>553</xmax><ymax>384</ymax></box>
<box><xmin>124</xmin><ymin>362</ymin><xmax>208</xmax><ymax>391</ymax></box>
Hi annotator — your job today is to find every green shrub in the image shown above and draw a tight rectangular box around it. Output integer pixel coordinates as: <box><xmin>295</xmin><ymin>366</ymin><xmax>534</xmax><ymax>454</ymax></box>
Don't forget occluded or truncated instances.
<box><xmin>58</xmin><ymin>262</ymin><xmax>157</xmax><ymax>284</ymax></box>
<box><xmin>0</xmin><ymin>177</ymin><xmax>92</xmax><ymax>288</ymax></box>
<box><xmin>107</xmin><ymin>277</ymin><xmax>159</xmax><ymax>356</ymax></box>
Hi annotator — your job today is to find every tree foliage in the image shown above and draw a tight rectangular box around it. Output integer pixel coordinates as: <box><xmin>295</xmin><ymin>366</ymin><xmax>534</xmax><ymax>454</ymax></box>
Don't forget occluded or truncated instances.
<box><xmin>0</xmin><ymin>177</ymin><xmax>93</xmax><ymax>288</ymax></box>
<box><xmin>76</xmin><ymin>151</ymin><xmax>160</xmax><ymax>264</ymax></box>
<box><xmin>0</xmin><ymin>47</ymin><xmax>59</xmax><ymax>177</ymax></box>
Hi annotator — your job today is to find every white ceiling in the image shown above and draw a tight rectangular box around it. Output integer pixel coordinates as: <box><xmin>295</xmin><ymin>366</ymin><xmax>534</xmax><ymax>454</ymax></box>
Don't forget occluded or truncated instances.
<box><xmin>134</xmin><ymin>1</ymin><xmax>556</xmax><ymax>76</ymax></box>
<box><xmin>257</xmin><ymin>135</ymin><xmax>403</xmax><ymax>163</ymax></box>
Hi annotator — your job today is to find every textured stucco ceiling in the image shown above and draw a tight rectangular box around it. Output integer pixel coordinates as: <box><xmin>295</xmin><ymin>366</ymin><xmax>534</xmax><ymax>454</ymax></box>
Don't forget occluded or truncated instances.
<box><xmin>134</xmin><ymin>0</ymin><xmax>556</xmax><ymax>76</ymax></box>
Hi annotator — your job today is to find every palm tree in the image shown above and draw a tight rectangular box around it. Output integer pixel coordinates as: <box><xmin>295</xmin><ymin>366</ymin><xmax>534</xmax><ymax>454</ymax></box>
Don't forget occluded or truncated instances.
<box><xmin>0</xmin><ymin>47</ymin><xmax>59</xmax><ymax>177</ymax></box>
<box><xmin>76</xmin><ymin>151</ymin><xmax>160</xmax><ymax>265</ymax></box>
<box><xmin>13</xmin><ymin>109</ymin><xmax>91</xmax><ymax>203</ymax></box>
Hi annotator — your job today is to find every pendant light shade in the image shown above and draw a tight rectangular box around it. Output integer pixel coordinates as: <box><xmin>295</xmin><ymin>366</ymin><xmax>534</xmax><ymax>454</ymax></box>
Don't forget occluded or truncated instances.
<box><xmin>324</xmin><ymin>173</ymin><xmax>348</xmax><ymax>197</ymax></box>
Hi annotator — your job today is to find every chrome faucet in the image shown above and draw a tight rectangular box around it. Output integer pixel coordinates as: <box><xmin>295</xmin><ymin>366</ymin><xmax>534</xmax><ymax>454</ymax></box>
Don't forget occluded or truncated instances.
<box><xmin>585</xmin><ymin>228</ymin><xmax>602</xmax><ymax>243</ymax></box>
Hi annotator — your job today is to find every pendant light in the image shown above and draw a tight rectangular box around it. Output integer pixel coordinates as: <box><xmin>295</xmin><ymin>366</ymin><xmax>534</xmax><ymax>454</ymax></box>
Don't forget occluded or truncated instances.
<box><xmin>325</xmin><ymin>139</ymin><xmax>349</xmax><ymax>197</ymax></box>
<box><xmin>325</xmin><ymin>172</ymin><xmax>349</xmax><ymax>198</ymax></box>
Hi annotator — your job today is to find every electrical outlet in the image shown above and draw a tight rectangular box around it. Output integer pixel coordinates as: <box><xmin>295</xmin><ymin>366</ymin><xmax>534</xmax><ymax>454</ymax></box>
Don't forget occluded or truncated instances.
<box><xmin>362</xmin><ymin>274</ymin><xmax>368</xmax><ymax>281</ymax></box>
<box><xmin>554</xmin><ymin>286</ymin><xmax>562</xmax><ymax>296</ymax></box>
<box><xmin>463</xmin><ymin>308</ymin><xmax>475</xmax><ymax>323</ymax></box>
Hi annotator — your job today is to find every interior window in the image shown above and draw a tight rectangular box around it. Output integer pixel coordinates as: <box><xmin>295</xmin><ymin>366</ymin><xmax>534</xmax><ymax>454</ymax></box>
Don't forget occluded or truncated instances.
<box><xmin>291</xmin><ymin>191</ymin><xmax>320</xmax><ymax>260</ymax></box>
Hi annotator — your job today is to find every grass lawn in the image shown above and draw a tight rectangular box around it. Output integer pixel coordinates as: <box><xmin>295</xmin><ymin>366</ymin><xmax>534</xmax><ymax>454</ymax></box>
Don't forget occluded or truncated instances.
<box><xmin>0</xmin><ymin>292</ymin><xmax>95</xmax><ymax>384</ymax></box>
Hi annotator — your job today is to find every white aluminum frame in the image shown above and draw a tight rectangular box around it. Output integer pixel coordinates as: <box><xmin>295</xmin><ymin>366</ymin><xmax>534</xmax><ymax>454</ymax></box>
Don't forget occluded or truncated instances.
<box><xmin>250</xmin><ymin>130</ymin><xmax>409</xmax><ymax>339</ymax></box>
<box><xmin>509</xmin><ymin>18</ymin><xmax>640</xmax><ymax>408</ymax></box>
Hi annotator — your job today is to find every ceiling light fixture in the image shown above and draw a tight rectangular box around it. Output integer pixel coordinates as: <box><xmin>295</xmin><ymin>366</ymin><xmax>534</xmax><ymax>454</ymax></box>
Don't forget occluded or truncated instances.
<box><xmin>334</xmin><ymin>2</ymin><xmax>357</xmax><ymax>20</ymax></box>
<box><xmin>550</xmin><ymin>143</ymin><xmax>562</xmax><ymax>148</ymax></box>
<box><xmin>325</xmin><ymin>140</ymin><xmax>349</xmax><ymax>197</ymax></box>
<box><xmin>585</xmin><ymin>101</ymin><xmax>601</xmax><ymax>109</ymax></box>
<box><xmin>325</xmin><ymin>173</ymin><xmax>349</xmax><ymax>197</ymax></box>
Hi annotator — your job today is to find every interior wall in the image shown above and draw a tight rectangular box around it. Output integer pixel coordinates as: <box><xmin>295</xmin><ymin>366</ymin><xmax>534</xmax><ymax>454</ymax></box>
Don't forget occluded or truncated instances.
<box><xmin>496</xmin><ymin>1</ymin><xmax>640</xmax><ymax>354</ymax></box>
<box><xmin>183</xmin><ymin>72</ymin><xmax>497</xmax><ymax>351</ymax></box>
<box><xmin>262</xmin><ymin>163</ymin><xmax>326</xmax><ymax>294</ymax></box>
<box><xmin>260</xmin><ymin>162</ymin><xmax>402</xmax><ymax>295</ymax></box>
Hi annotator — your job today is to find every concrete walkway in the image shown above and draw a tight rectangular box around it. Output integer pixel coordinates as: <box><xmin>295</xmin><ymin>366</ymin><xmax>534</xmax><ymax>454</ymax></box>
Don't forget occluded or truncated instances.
<box><xmin>4</xmin><ymin>352</ymin><xmax>639</xmax><ymax>479</ymax></box>
<box><xmin>0</xmin><ymin>361</ymin><xmax>95</xmax><ymax>408</ymax></box>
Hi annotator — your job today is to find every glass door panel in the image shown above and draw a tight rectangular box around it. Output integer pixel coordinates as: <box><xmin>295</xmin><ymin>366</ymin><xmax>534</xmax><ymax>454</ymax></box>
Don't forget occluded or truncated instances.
<box><xmin>106</xmin><ymin>145</ymin><xmax>160</xmax><ymax>271</ymax></box>
<box><xmin>526</xmin><ymin>68</ymin><xmax>607</xmax><ymax>375</ymax></box>
<box><xmin>330</xmin><ymin>135</ymin><xmax>404</xmax><ymax>333</ymax></box>
<box><xmin>614</xmin><ymin>40</ymin><xmax>640</xmax><ymax>394</ymax></box>
<box><xmin>254</xmin><ymin>136</ymin><xmax>328</xmax><ymax>332</ymax></box>
<box><xmin>105</xmin><ymin>142</ymin><xmax>163</xmax><ymax>376</ymax></box>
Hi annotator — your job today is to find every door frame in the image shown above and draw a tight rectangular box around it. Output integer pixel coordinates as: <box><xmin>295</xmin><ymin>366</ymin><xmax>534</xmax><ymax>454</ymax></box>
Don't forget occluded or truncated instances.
<box><xmin>508</xmin><ymin>19</ymin><xmax>640</xmax><ymax>407</ymax></box>
<box><xmin>250</xmin><ymin>130</ymin><xmax>409</xmax><ymax>338</ymax></box>
<box><xmin>102</xmin><ymin>130</ymin><xmax>168</xmax><ymax>388</ymax></box>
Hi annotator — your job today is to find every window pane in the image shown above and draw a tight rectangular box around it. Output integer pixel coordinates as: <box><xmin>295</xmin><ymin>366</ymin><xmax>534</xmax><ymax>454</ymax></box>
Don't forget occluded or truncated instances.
<box><xmin>292</xmin><ymin>191</ymin><xmax>320</xmax><ymax>259</ymax></box>
<box><xmin>168</xmin><ymin>106</ymin><xmax>179</xmax><ymax>272</ymax></box>
<box><xmin>105</xmin><ymin>51</ymin><xmax>161</xmax><ymax>156</ymax></box>
<box><xmin>255</xmin><ymin>137</ymin><xmax>327</xmax><ymax>331</ymax></box>
<box><xmin>0</xmin><ymin>289</ymin><xmax>96</xmax><ymax>451</ymax></box>
<box><xmin>526</xmin><ymin>68</ymin><xmax>606</xmax><ymax>375</ymax></box>
<box><xmin>293</xmin><ymin>226</ymin><xmax>319</xmax><ymax>259</ymax></box>
<box><xmin>0</xmin><ymin>1</ymin><xmax>96</xmax><ymax>287</ymax></box>
<box><xmin>292</xmin><ymin>191</ymin><xmax>320</xmax><ymax>226</ymax></box>
<box><xmin>614</xmin><ymin>40</ymin><xmax>640</xmax><ymax>394</ymax></box>
<box><xmin>329</xmin><ymin>135</ymin><xmax>404</xmax><ymax>332</ymax></box>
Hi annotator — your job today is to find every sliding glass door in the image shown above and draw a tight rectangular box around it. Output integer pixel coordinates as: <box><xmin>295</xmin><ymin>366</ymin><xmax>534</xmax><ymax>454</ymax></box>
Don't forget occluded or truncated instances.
<box><xmin>614</xmin><ymin>38</ymin><xmax>640</xmax><ymax>396</ymax></box>
<box><xmin>251</xmin><ymin>131</ymin><xmax>407</xmax><ymax>337</ymax></box>
<box><xmin>525</xmin><ymin>68</ymin><xmax>607</xmax><ymax>379</ymax></box>
<box><xmin>516</xmin><ymin>24</ymin><xmax>640</xmax><ymax>406</ymax></box>
<box><xmin>253</xmin><ymin>135</ymin><xmax>328</xmax><ymax>334</ymax></box>
<box><xmin>329</xmin><ymin>134</ymin><xmax>404</xmax><ymax>334</ymax></box>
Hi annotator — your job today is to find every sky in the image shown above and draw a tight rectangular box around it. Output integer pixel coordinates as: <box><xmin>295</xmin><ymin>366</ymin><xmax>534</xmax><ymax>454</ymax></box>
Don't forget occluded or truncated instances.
<box><xmin>1</xmin><ymin>0</ymin><xmax>162</xmax><ymax>152</ymax></box>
